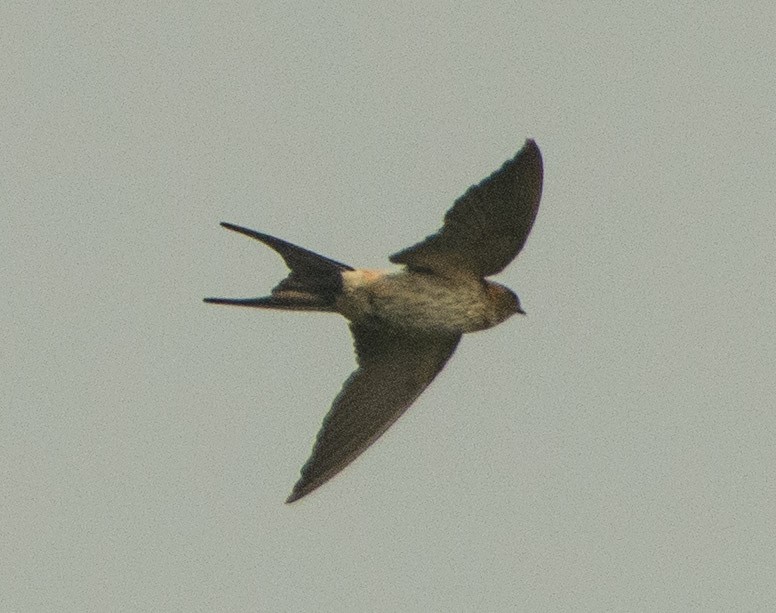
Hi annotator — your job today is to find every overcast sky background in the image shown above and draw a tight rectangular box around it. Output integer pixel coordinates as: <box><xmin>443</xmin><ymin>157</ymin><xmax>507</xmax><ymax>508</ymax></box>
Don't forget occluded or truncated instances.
<box><xmin>3</xmin><ymin>3</ymin><xmax>775</xmax><ymax>611</ymax></box>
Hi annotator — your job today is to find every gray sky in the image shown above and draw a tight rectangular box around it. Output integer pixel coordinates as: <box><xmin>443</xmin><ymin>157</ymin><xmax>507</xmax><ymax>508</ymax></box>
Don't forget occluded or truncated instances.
<box><xmin>3</xmin><ymin>3</ymin><xmax>774</xmax><ymax>611</ymax></box>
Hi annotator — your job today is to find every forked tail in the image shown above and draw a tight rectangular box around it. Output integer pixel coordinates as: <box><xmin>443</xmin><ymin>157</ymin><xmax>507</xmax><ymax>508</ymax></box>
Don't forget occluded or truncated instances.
<box><xmin>204</xmin><ymin>222</ymin><xmax>354</xmax><ymax>311</ymax></box>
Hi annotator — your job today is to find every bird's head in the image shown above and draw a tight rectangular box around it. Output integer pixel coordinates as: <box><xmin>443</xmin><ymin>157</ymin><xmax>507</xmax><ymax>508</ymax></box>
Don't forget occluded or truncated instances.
<box><xmin>485</xmin><ymin>281</ymin><xmax>525</xmax><ymax>327</ymax></box>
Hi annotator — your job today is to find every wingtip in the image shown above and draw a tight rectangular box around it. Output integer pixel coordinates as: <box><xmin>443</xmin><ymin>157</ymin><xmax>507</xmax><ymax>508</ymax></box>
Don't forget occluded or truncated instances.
<box><xmin>516</xmin><ymin>138</ymin><xmax>543</xmax><ymax>177</ymax></box>
<box><xmin>285</xmin><ymin>473</ymin><xmax>328</xmax><ymax>503</ymax></box>
<box><xmin>522</xmin><ymin>138</ymin><xmax>540</xmax><ymax>156</ymax></box>
<box><xmin>287</xmin><ymin>470</ymin><xmax>325</xmax><ymax>502</ymax></box>
<box><xmin>285</xmin><ymin>483</ymin><xmax>309</xmax><ymax>504</ymax></box>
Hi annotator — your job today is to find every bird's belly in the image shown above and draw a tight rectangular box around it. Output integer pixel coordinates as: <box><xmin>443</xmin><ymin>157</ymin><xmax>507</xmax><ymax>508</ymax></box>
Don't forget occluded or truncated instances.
<box><xmin>338</xmin><ymin>270</ymin><xmax>495</xmax><ymax>334</ymax></box>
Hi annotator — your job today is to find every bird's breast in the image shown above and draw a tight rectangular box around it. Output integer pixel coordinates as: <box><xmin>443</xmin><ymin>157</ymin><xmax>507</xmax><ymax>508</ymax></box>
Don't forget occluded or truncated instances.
<box><xmin>337</xmin><ymin>269</ymin><xmax>513</xmax><ymax>334</ymax></box>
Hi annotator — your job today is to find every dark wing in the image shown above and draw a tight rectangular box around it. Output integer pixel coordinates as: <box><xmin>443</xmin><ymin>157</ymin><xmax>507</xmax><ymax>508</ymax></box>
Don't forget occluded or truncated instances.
<box><xmin>390</xmin><ymin>139</ymin><xmax>543</xmax><ymax>278</ymax></box>
<box><xmin>286</xmin><ymin>324</ymin><xmax>461</xmax><ymax>503</ymax></box>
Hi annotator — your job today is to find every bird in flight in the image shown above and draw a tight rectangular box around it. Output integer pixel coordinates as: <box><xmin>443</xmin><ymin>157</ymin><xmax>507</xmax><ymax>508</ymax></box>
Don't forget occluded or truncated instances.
<box><xmin>205</xmin><ymin>139</ymin><xmax>543</xmax><ymax>503</ymax></box>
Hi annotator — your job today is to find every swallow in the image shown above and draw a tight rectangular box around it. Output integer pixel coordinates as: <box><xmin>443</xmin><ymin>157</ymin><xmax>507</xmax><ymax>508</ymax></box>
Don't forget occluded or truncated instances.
<box><xmin>205</xmin><ymin>139</ymin><xmax>543</xmax><ymax>503</ymax></box>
